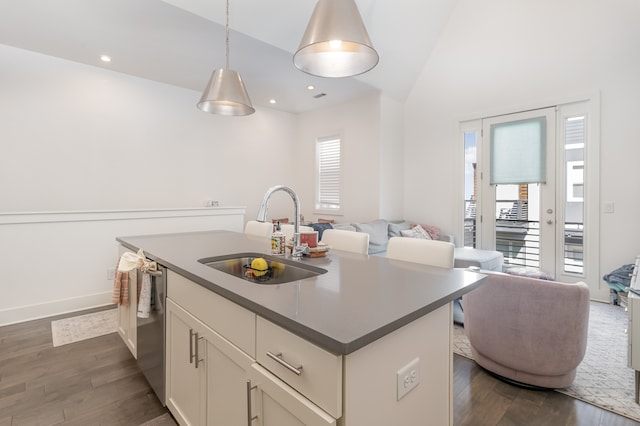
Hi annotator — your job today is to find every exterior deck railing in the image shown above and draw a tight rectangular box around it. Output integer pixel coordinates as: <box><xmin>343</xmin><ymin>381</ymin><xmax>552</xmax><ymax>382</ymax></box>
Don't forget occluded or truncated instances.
<box><xmin>464</xmin><ymin>200</ymin><xmax>583</xmax><ymax>273</ymax></box>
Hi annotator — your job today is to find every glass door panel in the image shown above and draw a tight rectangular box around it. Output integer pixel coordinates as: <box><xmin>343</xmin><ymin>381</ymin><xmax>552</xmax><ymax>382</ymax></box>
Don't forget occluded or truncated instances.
<box><xmin>481</xmin><ymin>107</ymin><xmax>556</xmax><ymax>273</ymax></box>
<box><xmin>563</xmin><ymin>116</ymin><xmax>585</xmax><ymax>275</ymax></box>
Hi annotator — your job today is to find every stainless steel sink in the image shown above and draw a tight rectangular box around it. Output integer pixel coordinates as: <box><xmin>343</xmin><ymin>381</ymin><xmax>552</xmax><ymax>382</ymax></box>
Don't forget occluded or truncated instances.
<box><xmin>198</xmin><ymin>252</ymin><xmax>327</xmax><ymax>285</ymax></box>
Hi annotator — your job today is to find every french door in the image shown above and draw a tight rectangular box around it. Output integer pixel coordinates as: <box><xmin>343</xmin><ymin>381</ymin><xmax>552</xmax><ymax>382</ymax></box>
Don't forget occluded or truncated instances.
<box><xmin>480</xmin><ymin>108</ymin><xmax>557</xmax><ymax>274</ymax></box>
<box><xmin>462</xmin><ymin>99</ymin><xmax>600</xmax><ymax>291</ymax></box>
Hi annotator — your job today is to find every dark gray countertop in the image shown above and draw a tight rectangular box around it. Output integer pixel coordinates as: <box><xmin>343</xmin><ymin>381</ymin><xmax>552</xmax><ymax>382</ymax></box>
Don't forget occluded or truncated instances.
<box><xmin>117</xmin><ymin>230</ymin><xmax>486</xmax><ymax>355</ymax></box>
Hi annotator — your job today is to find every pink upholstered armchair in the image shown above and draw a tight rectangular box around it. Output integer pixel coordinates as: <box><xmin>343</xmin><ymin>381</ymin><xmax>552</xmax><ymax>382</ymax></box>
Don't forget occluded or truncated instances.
<box><xmin>463</xmin><ymin>271</ymin><xmax>590</xmax><ymax>389</ymax></box>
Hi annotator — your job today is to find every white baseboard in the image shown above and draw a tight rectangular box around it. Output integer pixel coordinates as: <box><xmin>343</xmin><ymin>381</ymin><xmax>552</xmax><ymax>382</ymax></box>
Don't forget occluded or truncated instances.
<box><xmin>0</xmin><ymin>291</ymin><xmax>113</xmax><ymax>327</ymax></box>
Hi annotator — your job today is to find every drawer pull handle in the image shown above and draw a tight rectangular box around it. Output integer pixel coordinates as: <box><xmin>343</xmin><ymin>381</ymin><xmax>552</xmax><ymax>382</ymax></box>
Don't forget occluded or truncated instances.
<box><xmin>266</xmin><ymin>351</ymin><xmax>303</xmax><ymax>376</ymax></box>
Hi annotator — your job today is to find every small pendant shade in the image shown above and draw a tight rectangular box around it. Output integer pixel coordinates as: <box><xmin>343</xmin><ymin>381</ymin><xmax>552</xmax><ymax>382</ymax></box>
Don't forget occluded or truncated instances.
<box><xmin>294</xmin><ymin>0</ymin><xmax>379</xmax><ymax>78</ymax></box>
<box><xmin>197</xmin><ymin>0</ymin><xmax>254</xmax><ymax>116</ymax></box>
<box><xmin>197</xmin><ymin>69</ymin><xmax>255</xmax><ymax>116</ymax></box>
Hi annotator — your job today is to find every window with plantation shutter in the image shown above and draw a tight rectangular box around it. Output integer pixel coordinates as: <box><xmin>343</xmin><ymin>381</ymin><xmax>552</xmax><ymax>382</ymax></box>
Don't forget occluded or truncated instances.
<box><xmin>316</xmin><ymin>135</ymin><xmax>342</xmax><ymax>211</ymax></box>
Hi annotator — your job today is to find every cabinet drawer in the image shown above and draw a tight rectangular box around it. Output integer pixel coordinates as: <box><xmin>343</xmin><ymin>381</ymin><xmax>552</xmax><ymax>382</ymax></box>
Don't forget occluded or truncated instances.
<box><xmin>256</xmin><ymin>316</ymin><xmax>342</xmax><ymax>418</ymax></box>
<box><xmin>167</xmin><ymin>270</ymin><xmax>256</xmax><ymax>357</ymax></box>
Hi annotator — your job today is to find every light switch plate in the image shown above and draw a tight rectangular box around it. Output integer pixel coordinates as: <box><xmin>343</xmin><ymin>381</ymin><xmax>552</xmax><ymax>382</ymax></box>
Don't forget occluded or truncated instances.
<box><xmin>397</xmin><ymin>357</ymin><xmax>420</xmax><ymax>400</ymax></box>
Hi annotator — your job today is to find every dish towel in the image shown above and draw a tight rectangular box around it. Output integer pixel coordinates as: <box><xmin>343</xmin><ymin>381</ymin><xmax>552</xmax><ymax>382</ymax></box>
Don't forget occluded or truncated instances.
<box><xmin>111</xmin><ymin>249</ymin><xmax>157</xmax><ymax>316</ymax></box>
<box><xmin>137</xmin><ymin>273</ymin><xmax>152</xmax><ymax>318</ymax></box>
<box><xmin>111</xmin><ymin>268</ymin><xmax>130</xmax><ymax>306</ymax></box>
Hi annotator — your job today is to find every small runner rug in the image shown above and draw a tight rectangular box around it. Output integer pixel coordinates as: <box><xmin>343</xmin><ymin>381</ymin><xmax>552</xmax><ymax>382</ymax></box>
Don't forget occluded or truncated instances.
<box><xmin>454</xmin><ymin>301</ymin><xmax>640</xmax><ymax>422</ymax></box>
<box><xmin>51</xmin><ymin>308</ymin><xmax>118</xmax><ymax>347</ymax></box>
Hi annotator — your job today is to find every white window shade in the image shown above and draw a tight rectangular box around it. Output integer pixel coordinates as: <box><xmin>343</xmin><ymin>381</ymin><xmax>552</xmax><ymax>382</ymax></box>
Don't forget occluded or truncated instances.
<box><xmin>490</xmin><ymin>117</ymin><xmax>546</xmax><ymax>185</ymax></box>
<box><xmin>316</xmin><ymin>136</ymin><xmax>341</xmax><ymax>210</ymax></box>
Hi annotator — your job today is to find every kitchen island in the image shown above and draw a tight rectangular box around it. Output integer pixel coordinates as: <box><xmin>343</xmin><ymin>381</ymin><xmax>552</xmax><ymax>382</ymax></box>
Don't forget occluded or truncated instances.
<box><xmin>118</xmin><ymin>230</ymin><xmax>486</xmax><ymax>426</ymax></box>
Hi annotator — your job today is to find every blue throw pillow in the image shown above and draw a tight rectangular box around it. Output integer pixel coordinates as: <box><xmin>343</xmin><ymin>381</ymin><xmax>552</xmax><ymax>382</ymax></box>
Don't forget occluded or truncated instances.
<box><xmin>310</xmin><ymin>222</ymin><xmax>334</xmax><ymax>240</ymax></box>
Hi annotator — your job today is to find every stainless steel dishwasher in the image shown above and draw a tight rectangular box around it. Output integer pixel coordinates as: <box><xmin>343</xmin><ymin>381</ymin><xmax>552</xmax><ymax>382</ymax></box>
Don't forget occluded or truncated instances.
<box><xmin>137</xmin><ymin>265</ymin><xmax>167</xmax><ymax>405</ymax></box>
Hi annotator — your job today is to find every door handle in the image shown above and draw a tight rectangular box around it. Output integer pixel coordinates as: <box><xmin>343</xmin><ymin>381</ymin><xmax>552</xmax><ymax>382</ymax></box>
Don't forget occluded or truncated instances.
<box><xmin>194</xmin><ymin>332</ymin><xmax>204</xmax><ymax>369</ymax></box>
<box><xmin>246</xmin><ymin>380</ymin><xmax>258</xmax><ymax>425</ymax></box>
<box><xmin>189</xmin><ymin>329</ymin><xmax>195</xmax><ymax>364</ymax></box>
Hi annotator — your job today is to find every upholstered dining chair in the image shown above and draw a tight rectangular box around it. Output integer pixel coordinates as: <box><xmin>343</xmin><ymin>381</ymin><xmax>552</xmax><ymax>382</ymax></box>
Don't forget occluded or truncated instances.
<box><xmin>321</xmin><ymin>229</ymin><xmax>370</xmax><ymax>255</ymax></box>
<box><xmin>386</xmin><ymin>237</ymin><xmax>455</xmax><ymax>268</ymax></box>
<box><xmin>244</xmin><ymin>220</ymin><xmax>273</xmax><ymax>238</ymax></box>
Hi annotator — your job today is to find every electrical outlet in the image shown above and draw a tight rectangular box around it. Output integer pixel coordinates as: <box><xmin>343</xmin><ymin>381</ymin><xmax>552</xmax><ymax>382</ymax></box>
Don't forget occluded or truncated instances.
<box><xmin>397</xmin><ymin>357</ymin><xmax>420</xmax><ymax>400</ymax></box>
<box><xmin>107</xmin><ymin>267</ymin><xmax>116</xmax><ymax>280</ymax></box>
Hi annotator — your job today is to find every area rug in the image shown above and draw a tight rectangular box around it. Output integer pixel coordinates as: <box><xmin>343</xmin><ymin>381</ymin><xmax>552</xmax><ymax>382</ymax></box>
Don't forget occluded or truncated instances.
<box><xmin>51</xmin><ymin>308</ymin><xmax>118</xmax><ymax>347</ymax></box>
<box><xmin>453</xmin><ymin>301</ymin><xmax>640</xmax><ymax>422</ymax></box>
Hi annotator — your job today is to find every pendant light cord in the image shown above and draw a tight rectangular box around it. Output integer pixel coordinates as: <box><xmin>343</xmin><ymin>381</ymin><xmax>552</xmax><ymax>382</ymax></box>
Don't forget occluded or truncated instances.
<box><xmin>225</xmin><ymin>0</ymin><xmax>230</xmax><ymax>69</ymax></box>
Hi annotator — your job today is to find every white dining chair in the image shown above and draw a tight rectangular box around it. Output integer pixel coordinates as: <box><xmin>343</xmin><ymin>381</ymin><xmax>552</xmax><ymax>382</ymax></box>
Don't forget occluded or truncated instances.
<box><xmin>321</xmin><ymin>229</ymin><xmax>369</xmax><ymax>255</ymax></box>
<box><xmin>244</xmin><ymin>220</ymin><xmax>273</xmax><ymax>238</ymax></box>
<box><xmin>386</xmin><ymin>236</ymin><xmax>455</xmax><ymax>268</ymax></box>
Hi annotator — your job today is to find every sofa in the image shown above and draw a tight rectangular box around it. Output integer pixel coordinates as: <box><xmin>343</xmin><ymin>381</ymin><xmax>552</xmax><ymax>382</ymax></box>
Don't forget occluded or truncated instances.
<box><xmin>313</xmin><ymin>220</ymin><xmax>503</xmax><ymax>270</ymax></box>
<box><xmin>312</xmin><ymin>219</ymin><xmax>454</xmax><ymax>255</ymax></box>
<box><xmin>463</xmin><ymin>270</ymin><xmax>590</xmax><ymax>388</ymax></box>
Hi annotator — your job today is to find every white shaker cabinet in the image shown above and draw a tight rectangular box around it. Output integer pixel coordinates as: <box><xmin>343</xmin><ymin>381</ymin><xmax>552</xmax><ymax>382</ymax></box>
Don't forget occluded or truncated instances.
<box><xmin>116</xmin><ymin>245</ymin><xmax>137</xmax><ymax>358</ymax></box>
<box><xmin>248</xmin><ymin>363</ymin><xmax>336</xmax><ymax>426</ymax></box>
<box><xmin>166</xmin><ymin>299</ymin><xmax>204</xmax><ymax>425</ymax></box>
<box><xmin>166</xmin><ymin>271</ymin><xmax>340</xmax><ymax>426</ymax></box>
<box><xmin>166</xmin><ymin>299</ymin><xmax>254</xmax><ymax>425</ymax></box>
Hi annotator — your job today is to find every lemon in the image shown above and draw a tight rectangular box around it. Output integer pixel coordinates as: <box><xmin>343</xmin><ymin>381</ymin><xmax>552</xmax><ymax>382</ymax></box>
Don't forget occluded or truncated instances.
<box><xmin>251</xmin><ymin>258</ymin><xmax>269</xmax><ymax>277</ymax></box>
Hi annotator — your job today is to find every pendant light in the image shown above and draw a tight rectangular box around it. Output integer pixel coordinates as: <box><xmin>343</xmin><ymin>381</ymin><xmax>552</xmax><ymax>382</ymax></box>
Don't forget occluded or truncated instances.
<box><xmin>197</xmin><ymin>0</ymin><xmax>254</xmax><ymax>116</ymax></box>
<box><xmin>294</xmin><ymin>0</ymin><xmax>379</xmax><ymax>78</ymax></box>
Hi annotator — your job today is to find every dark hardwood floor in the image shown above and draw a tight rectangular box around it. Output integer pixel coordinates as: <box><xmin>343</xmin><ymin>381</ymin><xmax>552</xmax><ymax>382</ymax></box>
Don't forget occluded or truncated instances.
<box><xmin>0</xmin><ymin>307</ymin><xmax>170</xmax><ymax>425</ymax></box>
<box><xmin>2</xmin><ymin>307</ymin><xmax>639</xmax><ymax>425</ymax></box>
<box><xmin>454</xmin><ymin>355</ymin><xmax>640</xmax><ymax>426</ymax></box>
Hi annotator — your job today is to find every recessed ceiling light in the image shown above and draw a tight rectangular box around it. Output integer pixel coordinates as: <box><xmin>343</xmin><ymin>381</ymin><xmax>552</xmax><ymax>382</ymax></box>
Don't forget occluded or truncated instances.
<box><xmin>100</xmin><ymin>55</ymin><xmax>112</xmax><ymax>63</ymax></box>
<box><xmin>269</xmin><ymin>99</ymin><xmax>277</xmax><ymax>104</ymax></box>
<box><xmin>307</xmin><ymin>85</ymin><xmax>315</xmax><ymax>90</ymax></box>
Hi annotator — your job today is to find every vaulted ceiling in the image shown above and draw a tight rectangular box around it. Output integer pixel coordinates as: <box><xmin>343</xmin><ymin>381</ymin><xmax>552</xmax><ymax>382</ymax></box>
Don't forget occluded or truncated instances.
<box><xmin>0</xmin><ymin>0</ymin><xmax>457</xmax><ymax>113</ymax></box>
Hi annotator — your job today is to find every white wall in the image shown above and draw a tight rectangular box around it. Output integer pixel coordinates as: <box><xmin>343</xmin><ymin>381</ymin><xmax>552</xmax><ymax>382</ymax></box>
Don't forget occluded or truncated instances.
<box><xmin>0</xmin><ymin>44</ymin><xmax>297</xmax><ymax>220</ymax></box>
<box><xmin>0</xmin><ymin>44</ymin><xmax>300</xmax><ymax>323</ymax></box>
<box><xmin>296</xmin><ymin>93</ymin><xmax>405</xmax><ymax>224</ymax></box>
<box><xmin>0</xmin><ymin>208</ymin><xmax>245</xmax><ymax>326</ymax></box>
<box><xmin>379</xmin><ymin>96</ymin><xmax>404</xmax><ymax>220</ymax></box>
<box><xmin>404</xmin><ymin>0</ymin><xmax>640</xmax><ymax>298</ymax></box>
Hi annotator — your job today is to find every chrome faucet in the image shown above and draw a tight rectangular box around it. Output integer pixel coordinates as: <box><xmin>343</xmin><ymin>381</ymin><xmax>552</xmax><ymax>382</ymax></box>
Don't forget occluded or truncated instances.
<box><xmin>256</xmin><ymin>185</ymin><xmax>307</xmax><ymax>258</ymax></box>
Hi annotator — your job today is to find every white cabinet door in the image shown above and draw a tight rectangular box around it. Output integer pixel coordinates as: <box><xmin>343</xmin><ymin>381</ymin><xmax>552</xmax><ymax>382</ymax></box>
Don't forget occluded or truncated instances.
<box><xmin>167</xmin><ymin>298</ymin><xmax>255</xmax><ymax>426</ymax></box>
<box><xmin>249</xmin><ymin>364</ymin><xmax>336</xmax><ymax>426</ymax></box>
<box><xmin>204</xmin><ymin>324</ymin><xmax>254</xmax><ymax>426</ymax></box>
<box><xmin>116</xmin><ymin>247</ymin><xmax>137</xmax><ymax>358</ymax></box>
<box><xmin>116</xmin><ymin>288</ymin><xmax>137</xmax><ymax>358</ymax></box>
<box><xmin>166</xmin><ymin>299</ymin><xmax>205</xmax><ymax>426</ymax></box>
